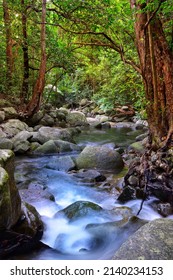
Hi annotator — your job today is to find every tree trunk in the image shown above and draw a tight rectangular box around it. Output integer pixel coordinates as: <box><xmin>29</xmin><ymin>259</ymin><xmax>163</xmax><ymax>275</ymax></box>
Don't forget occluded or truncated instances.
<box><xmin>24</xmin><ymin>0</ymin><xmax>47</xmax><ymax>118</ymax></box>
<box><xmin>3</xmin><ymin>0</ymin><xmax>13</xmax><ymax>91</ymax></box>
<box><xmin>130</xmin><ymin>0</ymin><xmax>173</xmax><ymax>149</ymax></box>
<box><xmin>20</xmin><ymin>0</ymin><xmax>29</xmax><ymax>104</ymax></box>
<box><xmin>122</xmin><ymin>1</ymin><xmax>173</xmax><ymax>213</ymax></box>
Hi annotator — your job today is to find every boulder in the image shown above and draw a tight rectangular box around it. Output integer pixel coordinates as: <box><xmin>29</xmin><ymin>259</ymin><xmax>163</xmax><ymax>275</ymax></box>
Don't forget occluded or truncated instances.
<box><xmin>2</xmin><ymin>107</ymin><xmax>18</xmax><ymax>120</ymax></box>
<box><xmin>56</xmin><ymin>200</ymin><xmax>102</xmax><ymax>221</ymax></box>
<box><xmin>76</xmin><ymin>145</ymin><xmax>124</xmax><ymax>172</ymax></box>
<box><xmin>34</xmin><ymin>140</ymin><xmax>59</xmax><ymax>154</ymax></box>
<box><xmin>14</xmin><ymin>202</ymin><xmax>44</xmax><ymax>237</ymax></box>
<box><xmin>46</xmin><ymin>155</ymin><xmax>76</xmax><ymax>171</ymax></box>
<box><xmin>30</xmin><ymin>142</ymin><xmax>41</xmax><ymax>151</ymax></box>
<box><xmin>36</xmin><ymin>126</ymin><xmax>73</xmax><ymax>144</ymax></box>
<box><xmin>135</xmin><ymin>119</ymin><xmax>148</xmax><ymax>129</ymax></box>
<box><xmin>0</xmin><ymin>150</ymin><xmax>21</xmax><ymax>229</ymax></box>
<box><xmin>0</xmin><ymin>150</ymin><xmax>44</xmax><ymax>258</ymax></box>
<box><xmin>73</xmin><ymin>169</ymin><xmax>106</xmax><ymax>183</ymax></box>
<box><xmin>112</xmin><ymin>218</ymin><xmax>173</xmax><ymax>260</ymax></box>
<box><xmin>117</xmin><ymin>186</ymin><xmax>136</xmax><ymax>202</ymax></box>
<box><xmin>54</xmin><ymin>139</ymin><xmax>81</xmax><ymax>153</ymax></box>
<box><xmin>19</xmin><ymin>181</ymin><xmax>55</xmax><ymax>204</ymax></box>
<box><xmin>66</xmin><ymin>111</ymin><xmax>88</xmax><ymax>126</ymax></box>
<box><xmin>0</xmin><ymin>138</ymin><xmax>13</xmax><ymax>150</ymax></box>
<box><xmin>86</xmin><ymin>117</ymin><xmax>101</xmax><ymax>128</ymax></box>
<box><xmin>0</xmin><ymin>119</ymin><xmax>30</xmax><ymax>138</ymax></box>
<box><xmin>11</xmin><ymin>131</ymin><xmax>33</xmax><ymax>143</ymax></box>
<box><xmin>95</xmin><ymin>115</ymin><xmax>110</xmax><ymax>123</ymax></box>
<box><xmin>11</xmin><ymin>131</ymin><xmax>34</xmax><ymax>154</ymax></box>
<box><xmin>157</xmin><ymin>203</ymin><xmax>172</xmax><ymax>217</ymax></box>
<box><xmin>39</xmin><ymin>114</ymin><xmax>55</xmax><ymax>126</ymax></box>
<box><xmin>29</xmin><ymin>111</ymin><xmax>44</xmax><ymax>125</ymax></box>
<box><xmin>13</xmin><ymin>140</ymin><xmax>30</xmax><ymax>154</ymax></box>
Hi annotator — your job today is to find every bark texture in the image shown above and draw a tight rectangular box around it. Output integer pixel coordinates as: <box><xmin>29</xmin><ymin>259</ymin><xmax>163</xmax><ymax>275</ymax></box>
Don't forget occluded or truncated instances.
<box><xmin>20</xmin><ymin>0</ymin><xmax>29</xmax><ymax>103</ymax></box>
<box><xmin>24</xmin><ymin>0</ymin><xmax>47</xmax><ymax>117</ymax></box>
<box><xmin>130</xmin><ymin>0</ymin><xmax>173</xmax><ymax>148</ymax></box>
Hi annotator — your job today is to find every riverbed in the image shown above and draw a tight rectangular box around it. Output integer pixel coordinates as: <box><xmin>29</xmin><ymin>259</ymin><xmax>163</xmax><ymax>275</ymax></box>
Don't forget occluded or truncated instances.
<box><xmin>14</xmin><ymin>126</ymin><xmax>163</xmax><ymax>259</ymax></box>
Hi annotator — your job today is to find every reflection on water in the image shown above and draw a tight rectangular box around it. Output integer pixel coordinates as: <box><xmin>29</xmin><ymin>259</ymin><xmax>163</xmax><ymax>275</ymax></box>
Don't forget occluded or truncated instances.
<box><xmin>74</xmin><ymin>126</ymin><xmax>143</xmax><ymax>148</ymax></box>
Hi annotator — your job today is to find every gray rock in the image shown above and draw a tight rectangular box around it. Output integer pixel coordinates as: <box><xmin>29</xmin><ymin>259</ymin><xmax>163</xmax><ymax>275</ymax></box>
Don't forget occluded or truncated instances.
<box><xmin>54</xmin><ymin>139</ymin><xmax>81</xmax><ymax>153</ymax></box>
<box><xmin>76</xmin><ymin>145</ymin><xmax>124</xmax><ymax>172</ymax></box>
<box><xmin>56</xmin><ymin>200</ymin><xmax>102</xmax><ymax>221</ymax></box>
<box><xmin>13</xmin><ymin>140</ymin><xmax>30</xmax><ymax>154</ymax></box>
<box><xmin>73</xmin><ymin>169</ymin><xmax>106</xmax><ymax>183</ymax></box>
<box><xmin>95</xmin><ymin>115</ymin><xmax>109</xmax><ymax>123</ymax></box>
<box><xmin>86</xmin><ymin>117</ymin><xmax>102</xmax><ymax>128</ymax></box>
<box><xmin>2</xmin><ymin>107</ymin><xmax>18</xmax><ymax>119</ymax></box>
<box><xmin>58</xmin><ymin>107</ymin><xmax>69</xmax><ymax>115</ymax></box>
<box><xmin>112</xmin><ymin>122</ymin><xmax>136</xmax><ymax>129</ymax></box>
<box><xmin>12</xmin><ymin>131</ymin><xmax>33</xmax><ymax>143</ymax></box>
<box><xmin>0</xmin><ymin>111</ymin><xmax>5</xmax><ymax>123</ymax></box>
<box><xmin>29</xmin><ymin>111</ymin><xmax>44</xmax><ymax>125</ymax></box>
<box><xmin>66</xmin><ymin>111</ymin><xmax>88</xmax><ymax>126</ymax></box>
<box><xmin>1</xmin><ymin>119</ymin><xmax>30</xmax><ymax>138</ymax></box>
<box><xmin>128</xmin><ymin>175</ymin><xmax>138</xmax><ymax>186</ymax></box>
<box><xmin>34</xmin><ymin>140</ymin><xmax>59</xmax><ymax>154</ymax></box>
<box><xmin>37</xmin><ymin>126</ymin><xmax>73</xmax><ymax>144</ymax></box>
<box><xmin>0</xmin><ymin>138</ymin><xmax>13</xmax><ymax>149</ymax></box>
<box><xmin>157</xmin><ymin>203</ymin><xmax>173</xmax><ymax>217</ymax></box>
<box><xmin>135</xmin><ymin>119</ymin><xmax>148</xmax><ymax>129</ymax></box>
<box><xmin>112</xmin><ymin>218</ymin><xmax>173</xmax><ymax>260</ymax></box>
<box><xmin>46</xmin><ymin>155</ymin><xmax>76</xmax><ymax>171</ymax></box>
<box><xmin>19</xmin><ymin>182</ymin><xmax>55</xmax><ymax>203</ymax></box>
<box><xmin>30</xmin><ymin>142</ymin><xmax>41</xmax><ymax>151</ymax></box>
<box><xmin>54</xmin><ymin>110</ymin><xmax>66</xmax><ymax>121</ymax></box>
<box><xmin>40</xmin><ymin>113</ymin><xmax>55</xmax><ymax>126</ymax></box>
<box><xmin>118</xmin><ymin>186</ymin><xmax>136</xmax><ymax>202</ymax></box>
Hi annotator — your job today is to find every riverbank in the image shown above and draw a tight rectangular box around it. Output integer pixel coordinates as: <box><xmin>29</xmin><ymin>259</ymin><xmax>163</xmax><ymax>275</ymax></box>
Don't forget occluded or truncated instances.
<box><xmin>1</xmin><ymin>100</ymin><xmax>173</xmax><ymax>260</ymax></box>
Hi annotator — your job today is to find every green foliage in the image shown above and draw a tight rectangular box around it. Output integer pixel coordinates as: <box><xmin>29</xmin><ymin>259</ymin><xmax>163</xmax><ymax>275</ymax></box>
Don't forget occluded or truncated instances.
<box><xmin>91</xmin><ymin>52</ymin><xmax>145</xmax><ymax>112</ymax></box>
<box><xmin>1</xmin><ymin>0</ymin><xmax>172</xmax><ymax>115</ymax></box>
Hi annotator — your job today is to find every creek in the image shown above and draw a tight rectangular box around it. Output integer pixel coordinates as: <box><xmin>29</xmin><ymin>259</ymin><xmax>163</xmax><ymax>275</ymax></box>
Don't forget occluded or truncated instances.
<box><xmin>14</xmin><ymin>126</ymin><xmax>162</xmax><ymax>260</ymax></box>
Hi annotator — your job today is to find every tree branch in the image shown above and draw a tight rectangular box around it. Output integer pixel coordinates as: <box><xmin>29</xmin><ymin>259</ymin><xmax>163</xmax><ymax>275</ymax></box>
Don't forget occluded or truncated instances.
<box><xmin>144</xmin><ymin>0</ymin><xmax>165</xmax><ymax>30</ymax></box>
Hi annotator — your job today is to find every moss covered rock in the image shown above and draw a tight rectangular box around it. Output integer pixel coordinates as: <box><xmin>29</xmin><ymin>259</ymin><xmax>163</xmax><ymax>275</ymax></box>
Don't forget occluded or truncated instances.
<box><xmin>76</xmin><ymin>145</ymin><xmax>124</xmax><ymax>172</ymax></box>
<box><xmin>112</xmin><ymin>218</ymin><xmax>173</xmax><ymax>260</ymax></box>
<box><xmin>0</xmin><ymin>150</ymin><xmax>21</xmax><ymax>229</ymax></box>
<box><xmin>66</xmin><ymin>111</ymin><xmax>88</xmax><ymax>126</ymax></box>
<box><xmin>56</xmin><ymin>200</ymin><xmax>102</xmax><ymax>221</ymax></box>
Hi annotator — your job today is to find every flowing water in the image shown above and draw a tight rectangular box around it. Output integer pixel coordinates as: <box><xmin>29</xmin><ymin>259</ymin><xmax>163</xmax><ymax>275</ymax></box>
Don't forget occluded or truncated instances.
<box><xmin>14</xmin><ymin>126</ymin><xmax>163</xmax><ymax>260</ymax></box>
